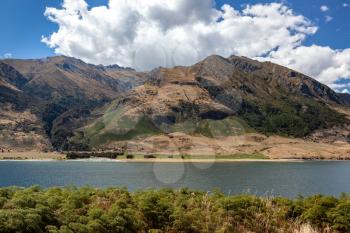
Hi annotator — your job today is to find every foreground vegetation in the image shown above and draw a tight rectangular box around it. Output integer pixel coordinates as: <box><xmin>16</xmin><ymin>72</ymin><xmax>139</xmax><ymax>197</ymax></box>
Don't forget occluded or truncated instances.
<box><xmin>0</xmin><ymin>187</ymin><xmax>350</xmax><ymax>233</ymax></box>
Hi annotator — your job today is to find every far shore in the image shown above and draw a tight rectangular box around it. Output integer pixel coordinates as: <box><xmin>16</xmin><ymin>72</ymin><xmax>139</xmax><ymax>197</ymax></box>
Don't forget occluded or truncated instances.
<box><xmin>117</xmin><ymin>158</ymin><xmax>305</xmax><ymax>163</ymax></box>
<box><xmin>0</xmin><ymin>152</ymin><xmax>66</xmax><ymax>161</ymax></box>
<box><xmin>2</xmin><ymin>152</ymin><xmax>350</xmax><ymax>162</ymax></box>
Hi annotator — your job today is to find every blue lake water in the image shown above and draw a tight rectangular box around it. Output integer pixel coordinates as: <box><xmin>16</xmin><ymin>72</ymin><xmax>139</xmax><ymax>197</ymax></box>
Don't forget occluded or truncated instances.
<box><xmin>0</xmin><ymin>160</ymin><xmax>350</xmax><ymax>198</ymax></box>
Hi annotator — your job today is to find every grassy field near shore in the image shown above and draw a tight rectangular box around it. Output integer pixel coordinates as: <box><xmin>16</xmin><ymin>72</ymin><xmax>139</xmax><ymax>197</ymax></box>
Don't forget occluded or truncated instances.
<box><xmin>0</xmin><ymin>186</ymin><xmax>349</xmax><ymax>233</ymax></box>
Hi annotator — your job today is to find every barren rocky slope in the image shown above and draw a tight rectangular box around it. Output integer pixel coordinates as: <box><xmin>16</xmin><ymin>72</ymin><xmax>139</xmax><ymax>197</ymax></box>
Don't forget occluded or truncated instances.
<box><xmin>0</xmin><ymin>62</ymin><xmax>49</xmax><ymax>151</ymax></box>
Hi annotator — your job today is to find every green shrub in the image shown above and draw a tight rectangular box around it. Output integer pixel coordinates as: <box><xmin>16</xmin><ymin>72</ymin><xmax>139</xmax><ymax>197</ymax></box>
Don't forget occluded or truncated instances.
<box><xmin>0</xmin><ymin>187</ymin><xmax>349</xmax><ymax>233</ymax></box>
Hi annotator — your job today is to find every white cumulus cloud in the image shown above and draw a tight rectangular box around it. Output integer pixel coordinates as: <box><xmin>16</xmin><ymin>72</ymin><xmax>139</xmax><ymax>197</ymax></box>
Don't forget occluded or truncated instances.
<box><xmin>42</xmin><ymin>0</ymin><xmax>350</xmax><ymax>92</ymax></box>
<box><xmin>320</xmin><ymin>5</ymin><xmax>329</xmax><ymax>12</ymax></box>
<box><xmin>42</xmin><ymin>0</ymin><xmax>316</xmax><ymax>70</ymax></box>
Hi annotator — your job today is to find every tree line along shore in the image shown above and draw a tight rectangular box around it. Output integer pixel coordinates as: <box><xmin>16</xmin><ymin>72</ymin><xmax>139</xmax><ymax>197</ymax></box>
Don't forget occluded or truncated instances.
<box><xmin>0</xmin><ymin>186</ymin><xmax>349</xmax><ymax>233</ymax></box>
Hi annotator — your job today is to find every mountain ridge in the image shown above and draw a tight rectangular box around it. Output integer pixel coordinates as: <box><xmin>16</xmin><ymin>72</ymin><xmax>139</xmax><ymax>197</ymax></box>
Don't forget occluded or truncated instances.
<box><xmin>69</xmin><ymin>54</ymin><xmax>349</xmax><ymax>151</ymax></box>
<box><xmin>1</xmin><ymin>55</ymin><xmax>350</xmax><ymax>157</ymax></box>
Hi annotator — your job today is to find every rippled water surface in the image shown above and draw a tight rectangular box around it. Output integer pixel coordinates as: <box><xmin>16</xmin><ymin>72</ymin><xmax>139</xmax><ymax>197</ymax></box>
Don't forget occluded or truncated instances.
<box><xmin>1</xmin><ymin>160</ymin><xmax>350</xmax><ymax>197</ymax></box>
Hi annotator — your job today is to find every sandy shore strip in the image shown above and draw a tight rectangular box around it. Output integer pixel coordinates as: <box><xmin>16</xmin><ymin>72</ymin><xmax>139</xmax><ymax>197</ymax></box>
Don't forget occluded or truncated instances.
<box><xmin>1</xmin><ymin>152</ymin><xmax>347</xmax><ymax>162</ymax></box>
<box><xmin>118</xmin><ymin>158</ymin><xmax>304</xmax><ymax>163</ymax></box>
<box><xmin>0</xmin><ymin>152</ymin><xmax>305</xmax><ymax>162</ymax></box>
<box><xmin>0</xmin><ymin>152</ymin><xmax>66</xmax><ymax>160</ymax></box>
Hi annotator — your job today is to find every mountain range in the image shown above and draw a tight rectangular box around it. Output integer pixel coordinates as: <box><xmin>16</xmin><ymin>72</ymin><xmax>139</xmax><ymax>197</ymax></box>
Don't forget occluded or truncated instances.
<box><xmin>1</xmin><ymin>55</ymin><xmax>350</xmax><ymax>158</ymax></box>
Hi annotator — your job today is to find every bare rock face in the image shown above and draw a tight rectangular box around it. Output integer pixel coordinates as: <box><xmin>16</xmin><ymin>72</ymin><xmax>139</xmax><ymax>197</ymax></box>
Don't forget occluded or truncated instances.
<box><xmin>135</xmin><ymin>67</ymin><xmax>234</xmax><ymax>121</ymax></box>
<box><xmin>0</xmin><ymin>104</ymin><xmax>52</xmax><ymax>152</ymax></box>
<box><xmin>307</xmin><ymin>124</ymin><xmax>350</xmax><ymax>144</ymax></box>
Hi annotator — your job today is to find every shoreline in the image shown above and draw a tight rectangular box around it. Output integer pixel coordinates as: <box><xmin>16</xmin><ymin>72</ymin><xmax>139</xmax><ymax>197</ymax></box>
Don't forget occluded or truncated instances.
<box><xmin>0</xmin><ymin>157</ymin><xmax>347</xmax><ymax>163</ymax></box>
<box><xmin>1</xmin><ymin>152</ymin><xmax>350</xmax><ymax>162</ymax></box>
<box><xmin>117</xmin><ymin>158</ymin><xmax>305</xmax><ymax>163</ymax></box>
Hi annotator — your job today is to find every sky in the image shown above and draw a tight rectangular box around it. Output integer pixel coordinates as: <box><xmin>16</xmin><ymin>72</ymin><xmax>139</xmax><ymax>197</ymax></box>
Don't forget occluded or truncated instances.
<box><xmin>0</xmin><ymin>0</ymin><xmax>349</xmax><ymax>92</ymax></box>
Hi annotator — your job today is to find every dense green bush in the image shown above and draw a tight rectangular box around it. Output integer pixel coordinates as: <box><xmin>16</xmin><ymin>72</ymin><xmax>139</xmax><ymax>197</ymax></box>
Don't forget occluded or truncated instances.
<box><xmin>238</xmin><ymin>98</ymin><xmax>347</xmax><ymax>137</ymax></box>
<box><xmin>0</xmin><ymin>187</ymin><xmax>349</xmax><ymax>233</ymax></box>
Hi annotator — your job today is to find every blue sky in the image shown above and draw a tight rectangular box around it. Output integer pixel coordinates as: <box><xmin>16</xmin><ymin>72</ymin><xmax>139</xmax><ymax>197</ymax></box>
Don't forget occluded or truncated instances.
<box><xmin>0</xmin><ymin>0</ymin><xmax>108</xmax><ymax>58</ymax></box>
<box><xmin>0</xmin><ymin>0</ymin><xmax>348</xmax><ymax>59</ymax></box>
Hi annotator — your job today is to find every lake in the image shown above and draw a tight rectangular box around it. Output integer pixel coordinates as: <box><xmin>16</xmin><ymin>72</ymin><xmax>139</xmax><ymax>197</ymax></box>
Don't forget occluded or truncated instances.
<box><xmin>0</xmin><ymin>160</ymin><xmax>350</xmax><ymax>198</ymax></box>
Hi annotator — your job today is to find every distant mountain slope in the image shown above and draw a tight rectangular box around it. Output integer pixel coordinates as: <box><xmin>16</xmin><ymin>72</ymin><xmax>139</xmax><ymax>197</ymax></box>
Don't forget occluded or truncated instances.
<box><xmin>0</xmin><ymin>56</ymin><xmax>147</xmax><ymax>151</ymax></box>
<box><xmin>3</xmin><ymin>56</ymin><xmax>146</xmax><ymax>100</ymax></box>
<box><xmin>223</xmin><ymin>55</ymin><xmax>343</xmax><ymax>104</ymax></box>
<box><xmin>0</xmin><ymin>61</ymin><xmax>35</xmax><ymax>114</ymax></box>
<box><xmin>0</xmin><ymin>62</ymin><xmax>28</xmax><ymax>90</ymax></box>
<box><xmin>70</xmin><ymin>55</ymin><xmax>349</xmax><ymax>150</ymax></box>
<box><xmin>0</xmin><ymin>62</ymin><xmax>51</xmax><ymax>151</ymax></box>
<box><xmin>338</xmin><ymin>93</ymin><xmax>350</xmax><ymax>106</ymax></box>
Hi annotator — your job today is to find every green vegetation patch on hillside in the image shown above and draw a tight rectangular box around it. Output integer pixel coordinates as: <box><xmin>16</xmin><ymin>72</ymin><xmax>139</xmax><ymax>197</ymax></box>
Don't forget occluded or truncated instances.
<box><xmin>238</xmin><ymin>97</ymin><xmax>347</xmax><ymax>137</ymax></box>
<box><xmin>157</xmin><ymin>116</ymin><xmax>254</xmax><ymax>138</ymax></box>
<box><xmin>0</xmin><ymin>187</ymin><xmax>350</xmax><ymax>233</ymax></box>
<box><xmin>215</xmin><ymin>152</ymin><xmax>268</xmax><ymax>160</ymax></box>
<box><xmin>75</xmin><ymin>113</ymin><xmax>254</xmax><ymax>148</ymax></box>
<box><xmin>194</xmin><ymin>116</ymin><xmax>254</xmax><ymax>137</ymax></box>
<box><xmin>78</xmin><ymin>116</ymin><xmax>162</xmax><ymax>147</ymax></box>
<box><xmin>40</xmin><ymin>96</ymin><xmax>105</xmax><ymax>150</ymax></box>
